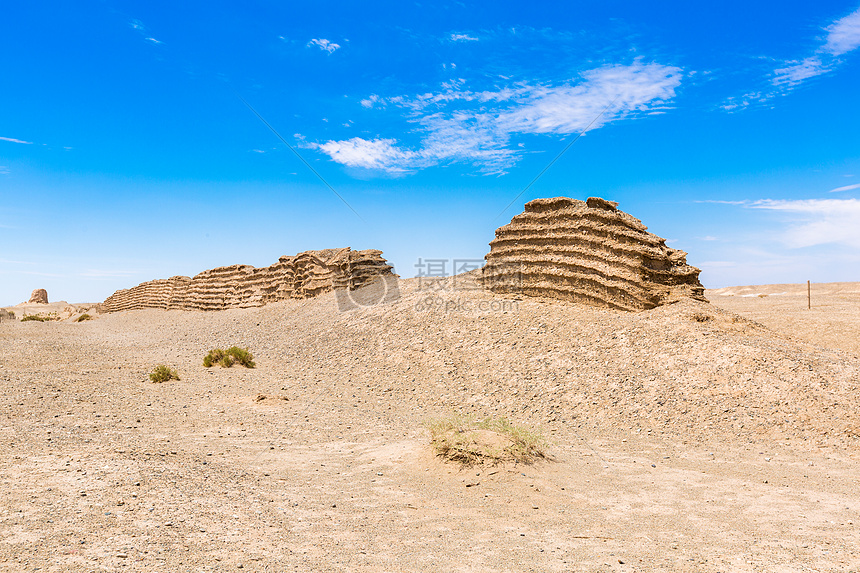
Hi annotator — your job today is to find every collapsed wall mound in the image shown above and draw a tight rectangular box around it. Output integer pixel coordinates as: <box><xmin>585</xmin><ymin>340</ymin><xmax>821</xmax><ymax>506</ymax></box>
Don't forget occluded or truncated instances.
<box><xmin>29</xmin><ymin>289</ymin><xmax>49</xmax><ymax>304</ymax></box>
<box><xmin>482</xmin><ymin>197</ymin><xmax>706</xmax><ymax>311</ymax></box>
<box><xmin>102</xmin><ymin>248</ymin><xmax>395</xmax><ymax>312</ymax></box>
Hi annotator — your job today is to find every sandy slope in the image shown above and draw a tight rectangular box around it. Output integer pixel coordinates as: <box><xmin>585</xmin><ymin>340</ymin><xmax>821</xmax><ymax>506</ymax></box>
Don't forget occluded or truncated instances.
<box><xmin>1</xmin><ymin>277</ymin><xmax>858</xmax><ymax>572</ymax></box>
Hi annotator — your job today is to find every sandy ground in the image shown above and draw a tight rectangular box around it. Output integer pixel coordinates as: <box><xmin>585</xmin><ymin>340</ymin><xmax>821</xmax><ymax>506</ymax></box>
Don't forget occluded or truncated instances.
<box><xmin>2</xmin><ymin>278</ymin><xmax>859</xmax><ymax>572</ymax></box>
<box><xmin>708</xmin><ymin>282</ymin><xmax>860</xmax><ymax>358</ymax></box>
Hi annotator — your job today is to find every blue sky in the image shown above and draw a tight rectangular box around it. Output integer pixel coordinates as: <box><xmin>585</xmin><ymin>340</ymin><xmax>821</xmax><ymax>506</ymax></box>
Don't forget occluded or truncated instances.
<box><xmin>2</xmin><ymin>1</ymin><xmax>860</xmax><ymax>305</ymax></box>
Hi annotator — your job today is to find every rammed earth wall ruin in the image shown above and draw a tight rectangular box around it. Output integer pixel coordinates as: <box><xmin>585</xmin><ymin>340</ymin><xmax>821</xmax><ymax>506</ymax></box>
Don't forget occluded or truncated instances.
<box><xmin>482</xmin><ymin>197</ymin><xmax>706</xmax><ymax>311</ymax></box>
<box><xmin>102</xmin><ymin>248</ymin><xmax>395</xmax><ymax>312</ymax></box>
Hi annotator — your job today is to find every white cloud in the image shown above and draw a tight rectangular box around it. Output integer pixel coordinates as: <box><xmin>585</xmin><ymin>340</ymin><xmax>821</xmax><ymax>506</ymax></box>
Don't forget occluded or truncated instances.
<box><xmin>0</xmin><ymin>166</ymin><xmax>8</xmax><ymax>175</ymax></box>
<box><xmin>724</xmin><ymin>6</ymin><xmax>860</xmax><ymax>109</ymax></box>
<box><xmin>720</xmin><ymin>92</ymin><xmax>764</xmax><ymax>112</ymax></box>
<box><xmin>829</xmin><ymin>183</ymin><xmax>860</xmax><ymax>193</ymax></box>
<box><xmin>307</xmin><ymin>38</ymin><xmax>340</xmax><ymax>54</ymax></box>
<box><xmin>0</xmin><ymin>136</ymin><xmax>33</xmax><ymax>144</ymax></box>
<box><xmin>768</xmin><ymin>7</ymin><xmax>860</xmax><ymax>88</ymax></box>
<box><xmin>360</xmin><ymin>94</ymin><xmax>382</xmax><ymax>108</ymax></box>
<box><xmin>450</xmin><ymin>33</ymin><xmax>479</xmax><ymax>42</ymax></box>
<box><xmin>749</xmin><ymin>198</ymin><xmax>860</xmax><ymax>249</ymax></box>
<box><xmin>498</xmin><ymin>64</ymin><xmax>681</xmax><ymax>135</ymax></box>
<box><xmin>129</xmin><ymin>19</ymin><xmax>162</xmax><ymax>45</ymax></box>
<box><xmin>772</xmin><ymin>56</ymin><xmax>826</xmax><ymax>86</ymax></box>
<box><xmin>824</xmin><ymin>7</ymin><xmax>860</xmax><ymax>55</ymax></box>
<box><xmin>310</xmin><ymin>138</ymin><xmax>417</xmax><ymax>172</ymax></box>
<box><xmin>309</xmin><ymin>61</ymin><xmax>682</xmax><ymax>175</ymax></box>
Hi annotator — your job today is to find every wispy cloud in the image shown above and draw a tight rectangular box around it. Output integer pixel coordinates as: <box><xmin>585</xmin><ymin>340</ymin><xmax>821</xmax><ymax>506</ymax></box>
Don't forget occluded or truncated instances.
<box><xmin>450</xmin><ymin>33</ymin><xmax>479</xmax><ymax>42</ymax></box>
<box><xmin>360</xmin><ymin>94</ymin><xmax>382</xmax><ymax>108</ymax></box>
<box><xmin>307</xmin><ymin>38</ymin><xmax>340</xmax><ymax>54</ymax></box>
<box><xmin>0</xmin><ymin>166</ymin><xmax>9</xmax><ymax>175</ymax></box>
<box><xmin>772</xmin><ymin>57</ymin><xmax>826</xmax><ymax>87</ymax></box>
<box><xmin>724</xmin><ymin>6</ymin><xmax>860</xmax><ymax>110</ymax></box>
<box><xmin>129</xmin><ymin>19</ymin><xmax>162</xmax><ymax>45</ymax></box>
<box><xmin>14</xmin><ymin>270</ymin><xmax>66</xmax><ymax>278</ymax></box>
<box><xmin>308</xmin><ymin>61</ymin><xmax>682</xmax><ymax>175</ymax></box>
<box><xmin>749</xmin><ymin>198</ymin><xmax>860</xmax><ymax>249</ymax></box>
<box><xmin>774</xmin><ymin>6</ymin><xmax>860</xmax><ymax>85</ymax></box>
<box><xmin>829</xmin><ymin>183</ymin><xmax>860</xmax><ymax>193</ymax></box>
<box><xmin>0</xmin><ymin>136</ymin><xmax>33</xmax><ymax>145</ymax></box>
<box><xmin>696</xmin><ymin>199</ymin><xmax>751</xmax><ymax>205</ymax></box>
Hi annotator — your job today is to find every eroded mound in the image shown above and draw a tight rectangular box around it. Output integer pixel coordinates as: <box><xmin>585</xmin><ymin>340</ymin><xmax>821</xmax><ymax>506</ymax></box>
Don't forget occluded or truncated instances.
<box><xmin>483</xmin><ymin>196</ymin><xmax>706</xmax><ymax>311</ymax></box>
<box><xmin>102</xmin><ymin>247</ymin><xmax>394</xmax><ymax>312</ymax></box>
<box><xmin>28</xmin><ymin>289</ymin><xmax>48</xmax><ymax>304</ymax></box>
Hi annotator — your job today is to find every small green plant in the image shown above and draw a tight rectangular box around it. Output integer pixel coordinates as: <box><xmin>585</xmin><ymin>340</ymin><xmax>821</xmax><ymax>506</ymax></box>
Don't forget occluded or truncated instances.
<box><xmin>21</xmin><ymin>314</ymin><xmax>51</xmax><ymax>322</ymax></box>
<box><xmin>149</xmin><ymin>365</ymin><xmax>180</xmax><ymax>383</ymax></box>
<box><xmin>203</xmin><ymin>346</ymin><xmax>255</xmax><ymax>368</ymax></box>
<box><xmin>75</xmin><ymin>314</ymin><xmax>93</xmax><ymax>322</ymax></box>
<box><xmin>428</xmin><ymin>414</ymin><xmax>548</xmax><ymax>466</ymax></box>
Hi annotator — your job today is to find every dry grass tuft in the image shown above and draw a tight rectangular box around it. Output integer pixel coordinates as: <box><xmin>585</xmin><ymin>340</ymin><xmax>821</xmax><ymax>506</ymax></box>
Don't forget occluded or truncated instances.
<box><xmin>75</xmin><ymin>314</ymin><xmax>93</xmax><ymax>322</ymax></box>
<box><xmin>203</xmin><ymin>346</ymin><xmax>255</xmax><ymax>368</ymax></box>
<box><xmin>428</xmin><ymin>414</ymin><xmax>548</xmax><ymax>466</ymax></box>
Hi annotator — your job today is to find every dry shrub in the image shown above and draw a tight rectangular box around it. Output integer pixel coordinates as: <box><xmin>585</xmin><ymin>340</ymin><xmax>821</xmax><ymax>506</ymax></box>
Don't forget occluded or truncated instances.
<box><xmin>149</xmin><ymin>365</ymin><xmax>180</xmax><ymax>383</ymax></box>
<box><xmin>203</xmin><ymin>346</ymin><xmax>255</xmax><ymax>368</ymax></box>
<box><xmin>21</xmin><ymin>314</ymin><xmax>55</xmax><ymax>322</ymax></box>
<box><xmin>428</xmin><ymin>414</ymin><xmax>548</xmax><ymax>466</ymax></box>
<box><xmin>75</xmin><ymin>314</ymin><xmax>93</xmax><ymax>322</ymax></box>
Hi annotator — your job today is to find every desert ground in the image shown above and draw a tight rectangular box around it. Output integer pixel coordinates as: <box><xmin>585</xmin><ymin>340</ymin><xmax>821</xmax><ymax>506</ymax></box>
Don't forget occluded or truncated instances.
<box><xmin>2</xmin><ymin>276</ymin><xmax>859</xmax><ymax>572</ymax></box>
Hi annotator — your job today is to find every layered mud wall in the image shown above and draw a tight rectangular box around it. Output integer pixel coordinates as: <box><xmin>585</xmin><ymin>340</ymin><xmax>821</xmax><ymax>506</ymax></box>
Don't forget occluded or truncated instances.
<box><xmin>482</xmin><ymin>197</ymin><xmax>706</xmax><ymax>311</ymax></box>
<box><xmin>102</xmin><ymin>248</ymin><xmax>395</xmax><ymax>312</ymax></box>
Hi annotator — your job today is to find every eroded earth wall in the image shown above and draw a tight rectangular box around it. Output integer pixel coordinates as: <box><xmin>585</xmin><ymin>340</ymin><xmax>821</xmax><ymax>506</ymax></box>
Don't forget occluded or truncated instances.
<box><xmin>482</xmin><ymin>197</ymin><xmax>706</xmax><ymax>311</ymax></box>
<box><xmin>102</xmin><ymin>248</ymin><xmax>394</xmax><ymax>312</ymax></box>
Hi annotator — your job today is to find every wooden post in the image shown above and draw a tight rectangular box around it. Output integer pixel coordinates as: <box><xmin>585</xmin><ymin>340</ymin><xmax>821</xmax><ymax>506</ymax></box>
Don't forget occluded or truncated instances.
<box><xmin>807</xmin><ymin>280</ymin><xmax>811</xmax><ymax>310</ymax></box>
